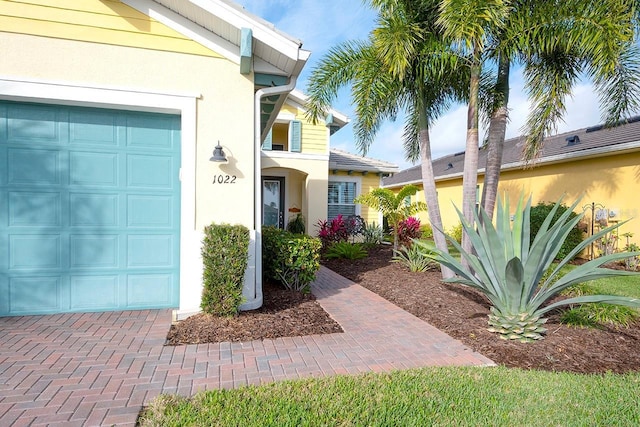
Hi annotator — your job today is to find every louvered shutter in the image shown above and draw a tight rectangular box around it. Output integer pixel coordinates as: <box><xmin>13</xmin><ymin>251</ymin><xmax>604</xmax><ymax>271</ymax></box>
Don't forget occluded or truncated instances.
<box><xmin>289</xmin><ymin>120</ymin><xmax>301</xmax><ymax>152</ymax></box>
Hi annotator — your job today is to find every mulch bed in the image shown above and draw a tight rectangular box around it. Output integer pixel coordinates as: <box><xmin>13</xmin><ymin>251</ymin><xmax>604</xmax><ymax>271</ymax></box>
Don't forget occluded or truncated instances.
<box><xmin>166</xmin><ymin>281</ymin><xmax>342</xmax><ymax>345</ymax></box>
<box><xmin>323</xmin><ymin>246</ymin><xmax>640</xmax><ymax>374</ymax></box>
<box><xmin>167</xmin><ymin>245</ymin><xmax>640</xmax><ymax>374</ymax></box>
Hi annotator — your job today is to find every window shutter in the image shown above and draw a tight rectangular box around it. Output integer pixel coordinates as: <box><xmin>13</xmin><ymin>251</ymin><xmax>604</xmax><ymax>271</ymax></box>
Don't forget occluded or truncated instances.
<box><xmin>261</xmin><ymin>128</ymin><xmax>272</xmax><ymax>150</ymax></box>
<box><xmin>289</xmin><ymin>120</ymin><xmax>301</xmax><ymax>152</ymax></box>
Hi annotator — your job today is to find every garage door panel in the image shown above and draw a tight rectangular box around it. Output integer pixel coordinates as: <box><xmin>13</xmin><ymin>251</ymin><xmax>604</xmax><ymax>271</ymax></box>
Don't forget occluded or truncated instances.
<box><xmin>127</xmin><ymin>235</ymin><xmax>173</xmax><ymax>267</ymax></box>
<box><xmin>70</xmin><ymin>235</ymin><xmax>119</xmax><ymax>268</ymax></box>
<box><xmin>69</xmin><ymin>110</ymin><xmax>118</xmax><ymax>146</ymax></box>
<box><xmin>69</xmin><ymin>193</ymin><xmax>119</xmax><ymax>227</ymax></box>
<box><xmin>69</xmin><ymin>151</ymin><xmax>118</xmax><ymax>187</ymax></box>
<box><xmin>9</xmin><ymin>191</ymin><xmax>61</xmax><ymax>227</ymax></box>
<box><xmin>127</xmin><ymin>274</ymin><xmax>172</xmax><ymax>306</ymax></box>
<box><xmin>7</xmin><ymin>104</ymin><xmax>62</xmax><ymax>144</ymax></box>
<box><xmin>8</xmin><ymin>148</ymin><xmax>61</xmax><ymax>185</ymax></box>
<box><xmin>9</xmin><ymin>235</ymin><xmax>61</xmax><ymax>269</ymax></box>
<box><xmin>70</xmin><ymin>276</ymin><xmax>118</xmax><ymax>309</ymax></box>
<box><xmin>126</xmin><ymin>114</ymin><xmax>175</xmax><ymax>149</ymax></box>
<box><xmin>127</xmin><ymin>195</ymin><xmax>172</xmax><ymax>228</ymax></box>
<box><xmin>127</xmin><ymin>154</ymin><xmax>173</xmax><ymax>189</ymax></box>
<box><xmin>9</xmin><ymin>276</ymin><xmax>61</xmax><ymax>313</ymax></box>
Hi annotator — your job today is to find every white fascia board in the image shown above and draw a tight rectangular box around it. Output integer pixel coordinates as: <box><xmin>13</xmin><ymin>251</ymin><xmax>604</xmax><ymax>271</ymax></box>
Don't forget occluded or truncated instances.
<box><xmin>124</xmin><ymin>0</ymin><xmax>241</xmax><ymax>64</ymax></box>
<box><xmin>189</xmin><ymin>0</ymin><xmax>304</xmax><ymax>61</ymax></box>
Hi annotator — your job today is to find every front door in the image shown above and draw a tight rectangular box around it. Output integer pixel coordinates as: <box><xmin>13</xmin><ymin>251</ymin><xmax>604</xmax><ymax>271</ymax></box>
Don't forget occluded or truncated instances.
<box><xmin>262</xmin><ymin>176</ymin><xmax>285</xmax><ymax>229</ymax></box>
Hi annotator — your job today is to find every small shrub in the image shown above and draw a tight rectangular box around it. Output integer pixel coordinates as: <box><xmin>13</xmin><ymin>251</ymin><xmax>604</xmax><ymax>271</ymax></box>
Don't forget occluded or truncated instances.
<box><xmin>420</xmin><ymin>223</ymin><xmax>433</xmax><ymax>239</ymax></box>
<box><xmin>397</xmin><ymin>217</ymin><xmax>422</xmax><ymax>248</ymax></box>
<box><xmin>286</xmin><ymin>213</ymin><xmax>306</xmax><ymax>234</ymax></box>
<box><xmin>362</xmin><ymin>222</ymin><xmax>384</xmax><ymax>247</ymax></box>
<box><xmin>393</xmin><ymin>244</ymin><xmax>436</xmax><ymax>272</ymax></box>
<box><xmin>263</xmin><ymin>226</ymin><xmax>322</xmax><ymax>292</ymax></box>
<box><xmin>201</xmin><ymin>223</ymin><xmax>249</xmax><ymax>316</ymax></box>
<box><xmin>316</xmin><ymin>215</ymin><xmax>349</xmax><ymax>248</ymax></box>
<box><xmin>325</xmin><ymin>242</ymin><xmax>368</xmax><ymax>260</ymax></box>
<box><xmin>448</xmin><ymin>222</ymin><xmax>463</xmax><ymax>244</ymax></box>
<box><xmin>530</xmin><ymin>201</ymin><xmax>584</xmax><ymax>259</ymax></box>
<box><xmin>316</xmin><ymin>214</ymin><xmax>365</xmax><ymax>248</ymax></box>
<box><xmin>561</xmin><ymin>304</ymin><xmax>639</xmax><ymax>328</ymax></box>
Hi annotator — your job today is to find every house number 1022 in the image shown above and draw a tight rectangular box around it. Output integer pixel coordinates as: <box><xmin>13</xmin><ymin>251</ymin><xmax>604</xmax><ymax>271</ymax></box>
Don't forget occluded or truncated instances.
<box><xmin>212</xmin><ymin>174</ymin><xmax>237</xmax><ymax>184</ymax></box>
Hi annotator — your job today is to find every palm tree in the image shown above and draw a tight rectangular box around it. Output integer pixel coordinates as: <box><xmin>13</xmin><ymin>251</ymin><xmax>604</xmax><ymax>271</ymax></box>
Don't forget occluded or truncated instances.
<box><xmin>470</xmin><ymin>0</ymin><xmax>640</xmax><ymax>220</ymax></box>
<box><xmin>354</xmin><ymin>185</ymin><xmax>426</xmax><ymax>251</ymax></box>
<box><xmin>306</xmin><ymin>0</ymin><xmax>468</xmax><ymax>278</ymax></box>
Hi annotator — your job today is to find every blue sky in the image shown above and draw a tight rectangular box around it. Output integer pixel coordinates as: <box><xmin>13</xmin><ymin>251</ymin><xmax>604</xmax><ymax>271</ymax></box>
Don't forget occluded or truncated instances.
<box><xmin>237</xmin><ymin>0</ymin><xmax>607</xmax><ymax>170</ymax></box>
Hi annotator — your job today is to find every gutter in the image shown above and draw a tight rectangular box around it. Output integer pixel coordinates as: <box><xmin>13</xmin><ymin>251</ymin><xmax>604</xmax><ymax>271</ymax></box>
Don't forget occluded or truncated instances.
<box><xmin>239</xmin><ymin>75</ymin><xmax>298</xmax><ymax>310</ymax></box>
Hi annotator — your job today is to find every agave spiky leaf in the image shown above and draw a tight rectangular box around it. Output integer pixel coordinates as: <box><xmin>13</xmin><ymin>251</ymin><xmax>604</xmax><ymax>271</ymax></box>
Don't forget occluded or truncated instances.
<box><xmin>416</xmin><ymin>192</ymin><xmax>640</xmax><ymax>342</ymax></box>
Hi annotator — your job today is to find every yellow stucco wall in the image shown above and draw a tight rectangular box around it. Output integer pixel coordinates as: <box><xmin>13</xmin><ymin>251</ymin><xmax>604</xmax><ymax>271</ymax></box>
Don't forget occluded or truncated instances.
<box><xmin>0</xmin><ymin>0</ymin><xmax>219</xmax><ymax>57</ymax></box>
<box><xmin>0</xmin><ymin>17</ymin><xmax>255</xmax><ymax>230</ymax></box>
<box><xmin>402</xmin><ymin>151</ymin><xmax>640</xmax><ymax>244</ymax></box>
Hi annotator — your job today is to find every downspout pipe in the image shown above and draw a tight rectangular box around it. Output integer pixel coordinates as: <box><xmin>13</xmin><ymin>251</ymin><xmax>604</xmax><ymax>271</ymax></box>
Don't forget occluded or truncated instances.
<box><xmin>240</xmin><ymin>75</ymin><xmax>298</xmax><ymax>310</ymax></box>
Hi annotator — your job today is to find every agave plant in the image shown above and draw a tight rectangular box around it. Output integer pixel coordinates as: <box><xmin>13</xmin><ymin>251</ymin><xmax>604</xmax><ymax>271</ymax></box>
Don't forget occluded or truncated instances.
<box><xmin>415</xmin><ymin>194</ymin><xmax>640</xmax><ymax>342</ymax></box>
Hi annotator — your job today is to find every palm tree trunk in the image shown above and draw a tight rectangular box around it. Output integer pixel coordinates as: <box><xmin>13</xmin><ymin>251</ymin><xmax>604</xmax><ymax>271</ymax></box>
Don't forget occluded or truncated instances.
<box><xmin>461</xmin><ymin>43</ymin><xmax>482</xmax><ymax>265</ymax></box>
<box><xmin>417</xmin><ymin>112</ymin><xmax>455</xmax><ymax>279</ymax></box>
<box><xmin>481</xmin><ymin>55</ymin><xmax>510</xmax><ymax>222</ymax></box>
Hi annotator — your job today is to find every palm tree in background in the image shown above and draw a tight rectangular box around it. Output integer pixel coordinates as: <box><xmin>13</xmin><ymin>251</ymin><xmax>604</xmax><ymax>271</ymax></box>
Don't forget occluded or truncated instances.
<box><xmin>438</xmin><ymin>0</ymin><xmax>640</xmax><ymax>223</ymax></box>
<box><xmin>306</xmin><ymin>0</ymin><xmax>468</xmax><ymax>279</ymax></box>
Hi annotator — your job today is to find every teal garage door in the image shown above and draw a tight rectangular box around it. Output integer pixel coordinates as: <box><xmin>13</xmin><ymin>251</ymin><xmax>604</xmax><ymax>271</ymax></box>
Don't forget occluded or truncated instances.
<box><xmin>0</xmin><ymin>101</ymin><xmax>181</xmax><ymax>316</ymax></box>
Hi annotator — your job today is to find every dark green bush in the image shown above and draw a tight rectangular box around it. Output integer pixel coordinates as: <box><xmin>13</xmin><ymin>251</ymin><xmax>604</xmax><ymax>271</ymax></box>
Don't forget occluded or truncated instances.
<box><xmin>263</xmin><ymin>226</ymin><xmax>322</xmax><ymax>292</ymax></box>
<box><xmin>201</xmin><ymin>223</ymin><xmax>249</xmax><ymax>316</ymax></box>
<box><xmin>530</xmin><ymin>202</ymin><xmax>584</xmax><ymax>259</ymax></box>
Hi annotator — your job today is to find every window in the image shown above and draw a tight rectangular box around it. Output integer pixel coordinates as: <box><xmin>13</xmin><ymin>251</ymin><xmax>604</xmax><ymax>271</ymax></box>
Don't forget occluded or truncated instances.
<box><xmin>261</xmin><ymin>120</ymin><xmax>302</xmax><ymax>152</ymax></box>
<box><xmin>328</xmin><ymin>181</ymin><xmax>357</xmax><ymax>220</ymax></box>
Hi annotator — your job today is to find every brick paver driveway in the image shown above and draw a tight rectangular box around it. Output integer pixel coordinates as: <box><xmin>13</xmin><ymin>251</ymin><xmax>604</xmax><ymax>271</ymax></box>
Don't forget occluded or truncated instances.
<box><xmin>0</xmin><ymin>267</ymin><xmax>493</xmax><ymax>426</ymax></box>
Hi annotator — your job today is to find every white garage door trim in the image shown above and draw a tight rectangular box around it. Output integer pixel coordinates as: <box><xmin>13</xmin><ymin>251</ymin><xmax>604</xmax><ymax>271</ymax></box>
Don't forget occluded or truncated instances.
<box><xmin>0</xmin><ymin>76</ymin><xmax>201</xmax><ymax>316</ymax></box>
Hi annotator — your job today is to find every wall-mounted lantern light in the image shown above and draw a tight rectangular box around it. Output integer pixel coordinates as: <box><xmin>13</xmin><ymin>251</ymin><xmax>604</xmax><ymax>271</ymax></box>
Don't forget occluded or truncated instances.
<box><xmin>210</xmin><ymin>141</ymin><xmax>228</xmax><ymax>162</ymax></box>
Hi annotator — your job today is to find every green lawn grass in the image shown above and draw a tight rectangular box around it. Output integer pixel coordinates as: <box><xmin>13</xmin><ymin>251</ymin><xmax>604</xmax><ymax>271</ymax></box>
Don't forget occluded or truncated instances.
<box><xmin>139</xmin><ymin>367</ymin><xmax>640</xmax><ymax>427</ymax></box>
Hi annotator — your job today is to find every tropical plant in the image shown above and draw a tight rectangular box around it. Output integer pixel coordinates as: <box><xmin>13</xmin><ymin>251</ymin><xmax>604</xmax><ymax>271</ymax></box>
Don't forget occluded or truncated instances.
<box><xmin>393</xmin><ymin>244</ymin><xmax>436</xmax><ymax>272</ymax></box>
<box><xmin>420</xmin><ymin>223</ymin><xmax>433</xmax><ymax>239</ymax></box>
<box><xmin>354</xmin><ymin>186</ymin><xmax>427</xmax><ymax>251</ymax></box>
<box><xmin>436</xmin><ymin>0</ymin><xmax>640</xmax><ymax>263</ymax></box>
<box><xmin>306</xmin><ymin>0</ymin><xmax>469</xmax><ymax>278</ymax></box>
<box><xmin>415</xmin><ymin>193</ymin><xmax>640</xmax><ymax>342</ymax></box>
<box><xmin>316</xmin><ymin>215</ymin><xmax>349</xmax><ymax>249</ymax></box>
<box><xmin>362</xmin><ymin>222</ymin><xmax>384</xmax><ymax>247</ymax></box>
<box><xmin>325</xmin><ymin>242</ymin><xmax>369</xmax><ymax>260</ymax></box>
<box><xmin>397</xmin><ymin>217</ymin><xmax>422</xmax><ymax>248</ymax></box>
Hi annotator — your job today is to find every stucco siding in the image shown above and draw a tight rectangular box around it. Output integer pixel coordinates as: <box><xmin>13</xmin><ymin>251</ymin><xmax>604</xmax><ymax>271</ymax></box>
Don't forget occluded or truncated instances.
<box><xmin>404</xmin><ymin>150</ymin><xmax>640</xmax><ymax>244</ymax></box>
<box><xmin>0</xmin><ymin>0</ymin><xmax>220</xmax><ymax>57</ymax></box>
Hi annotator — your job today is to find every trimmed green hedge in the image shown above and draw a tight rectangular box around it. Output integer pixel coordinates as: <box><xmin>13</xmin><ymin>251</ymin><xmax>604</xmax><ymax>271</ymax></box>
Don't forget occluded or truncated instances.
<box><xmin>201</xmin><ymin>223</ymin><xmax>249</xmax><ymax>316</ymax></box>
<box><xmin>262</xmin><ymin>226</ymin><xmax>322</xmax><ymax>292</ymax></box>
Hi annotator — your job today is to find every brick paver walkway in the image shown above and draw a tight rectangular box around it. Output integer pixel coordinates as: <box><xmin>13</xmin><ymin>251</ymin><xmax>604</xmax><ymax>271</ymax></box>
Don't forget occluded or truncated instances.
<box><xmin>0</xmin><ymin>267</ymin><xmax>494</xmax><ymax>426</ymax></box>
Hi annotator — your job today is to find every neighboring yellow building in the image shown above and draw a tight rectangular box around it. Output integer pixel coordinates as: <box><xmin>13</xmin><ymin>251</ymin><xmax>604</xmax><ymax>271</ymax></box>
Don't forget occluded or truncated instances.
<box><xmin>0</xmin><ymin>0</ymin><xmax>397</xmax><ymax>318</ymax></box>
<box><xmin>383</xmin><ymin>119</ymin><xmax>640</xmax><ymax>250</ymax></box>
